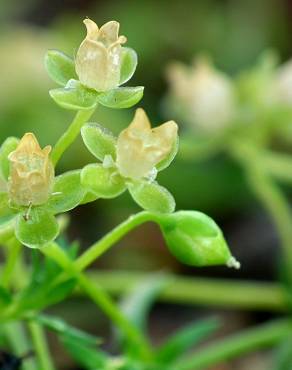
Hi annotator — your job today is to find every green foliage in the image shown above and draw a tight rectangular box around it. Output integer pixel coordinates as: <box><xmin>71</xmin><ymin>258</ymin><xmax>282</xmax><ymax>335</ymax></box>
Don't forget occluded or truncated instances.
<box><xmin>128</xmin><ymin>181</ymin><xmax>176</xmax><ymax>213</ymax></box>
<box><xmin>81</xmin><ymin>164</ymin><xmax>126</xmax><ymax>198</ymax></box>
<box><xmin>15</xmin><ymin>207</ymin><xmax>59</xmax><ymax>248</ymax></box>
<box><xmin>81</xmin><ymin>123</ymin><xmax>117</xmax><ymax>161</ymax></box>
<box><xmin>120</xmin><ymin>48</ymin><xmax>138</xmax><ymax>85</ymax></box>
<box><xmin>45</xmin><ymin>50</ymin><xmax>77</xmax><ymax>86</ymax></box>
<box><xmin>0</xmin><ymin>136</ymin><xmax>19</xmax><ymax>180</ymax></box>
<box><xmin>96</xmin><ymin>87</ymin><xmax>144</xmax><ymax>109</ymax></box>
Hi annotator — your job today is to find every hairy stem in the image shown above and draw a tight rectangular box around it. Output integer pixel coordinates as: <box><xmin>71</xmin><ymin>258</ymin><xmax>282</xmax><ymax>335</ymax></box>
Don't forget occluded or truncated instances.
<box><xmin>51</xmin><ymin>108</ymin><xmax>96</xmax><ymax>166</ymax></box>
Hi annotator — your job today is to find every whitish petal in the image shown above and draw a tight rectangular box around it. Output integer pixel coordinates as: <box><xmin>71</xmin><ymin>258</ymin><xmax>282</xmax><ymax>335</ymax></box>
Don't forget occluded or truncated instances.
<box><xmin>83</xmin><ymin>18</ymin><xmax>99</xmax><ymax>40</ymax></box>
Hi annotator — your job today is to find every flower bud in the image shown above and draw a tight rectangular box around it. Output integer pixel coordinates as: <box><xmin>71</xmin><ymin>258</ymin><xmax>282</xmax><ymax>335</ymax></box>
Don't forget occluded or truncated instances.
<box><xmin>116</xmin><ymin>108</ymin><xmax>178</xmax><ymax>180</ymax></box>
<box><xmin>274</xmin><ymin>60</ymin><xmax>292</xmax><ymax>105</ymax></box>
<box><xmin>75</xmin><ymin>19</ymin><xmax>127</xmax><ymax>92</ymax></box>
<box><xmin>167</xmin><ymin>58</ymin><xmax>235</xmax><ymax>132</ymax></box>
<box><xmin>8</xmin><ymin>133</ymin><xmax>54</xmax><ymax>206</ymax></box>
<box><xmin>158</xmin><ymin>211</ymin><xmax>240</xmax><ymax>268</ymax></box>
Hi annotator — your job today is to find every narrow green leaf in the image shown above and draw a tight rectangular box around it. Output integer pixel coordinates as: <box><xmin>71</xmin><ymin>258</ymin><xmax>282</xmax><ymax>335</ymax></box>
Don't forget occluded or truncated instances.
<box><xmin>273</xmin><ymin>336</ymin><xmax>292</xmax><ymax>370</ymax></box>
<box><xmin>81</xmin><ymin>164</ymin><xmax>126</xmax><ymax>198</ymax></box>
<box><xmin>128</xmin><ymin>180</ymin><xmax>175</xmax><ymax>213</ymax></box>
<box><xmin>36</xmin><ymin>314</ymin><xmax>100</xmax><ymax>346</ymax></box>
<box><xmin>48</xmin><ymin>170</ymin><xmax>85</xmax><ymax>214</ymax></box>
<box><xmin>81</xmin><ymin>123</ymin><xmax>117</xmax><ymax>161</ymax></box>
<box><xmin>156</xmin><ymin>318</ymin><xmax>220</xmax><ymax>363</ymax></box>
<box><xmin>0</xmin><ymin>287</ymin><xmax>12</xmax><ymax>309</ymax></box>
<box><xmin>96</xmin><ymin>86</ymin><xmax>144</xmax><ymax>109</ymax></box>
<box><xmin>0</xmin><ymin>137</ymin><xmax>19</xmax><ymax>180</ymax></box>
<box><xmin>49</xmin><ymin>85</ymin><xmax>98</xmax><ymax>110</ymax></box>
<box><xmin>156</xmin><ymin>137</ymin><xmax>179</xmax><ymax>172</ymax></box>
<box><xmin>61</xmin><ymin>334</ymin><xmax>108</xmax><ymax>369</ymax></box>
<box><xmin>120</xmin><ymin>47</ymin><xmax>138</xmax><ymax>85</ymax></box>
<box><xmin>15</xmin><ymin>207</ymin><xmax>59</xmax><ymax>248</ymax></box>
<box><xmin>45</xmin><ymin>50</ymin><xmax>77</xmax><ymax>86</ymax></box>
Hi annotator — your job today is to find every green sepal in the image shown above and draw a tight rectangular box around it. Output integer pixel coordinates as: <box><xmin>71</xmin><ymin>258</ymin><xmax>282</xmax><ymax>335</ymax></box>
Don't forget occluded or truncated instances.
<box><xmin>120</xmin><ymin>47</ymin><xmax>138</xmax><ymax>85</ymax></box>
<box><xmin>15</xmin><ymin>207</ymin><xmax>59</xmax><ymax>248</ymax></box>
<box><xmin>81</xmin><ymin>164</ymin><xmax>126</xmax><ymax>198</ymax></box>
<box><xmin>128</xmin><ymin>180</ymin><xmax>176</xmax><ymax>213</ymax></box>
<box><xmin>49</xmin><ymin>82</ymin><xmax>98</xmax><ymax>110</ymax></box>
<box><xmin>0</xmin><ymin>137</ymin><xmax>19</xmax><ymax>180</ymax></box>
<box><xmin>0</xmin><ymin>192</ymin><xmax>16</xmax><ymax>224</ymax></box>
<box><xmin>156</xmin><ymin>136</ymin><xmax>179</xmax><ymax>172</ymax></box>
<box><xmin>45</xmin><ymin>50</ymin><xmax>77</xmax><ymax>86</ymax></box>
<box><xmin>81</xmin><ymin>123</ymin><xmax>116</xmax><ymax>161</ymax></box>
<box><xmin>48</xmin><ymin>170</ymin><xmax>85</xmax><ymax>214</ymax></box>
<box><xmin>96</xmin><ymin>86</ymin><xmax>144</xmax><ymax>109</ymax></box>
<box><xmin>80</xmin><ymin>191</ymin><xmax>99</xmax><ymax>205</ymax></box>
<box><xmin>157</xmin><ymin>211</ymin><xmax>237</xmax><ymax>267</ymax></box>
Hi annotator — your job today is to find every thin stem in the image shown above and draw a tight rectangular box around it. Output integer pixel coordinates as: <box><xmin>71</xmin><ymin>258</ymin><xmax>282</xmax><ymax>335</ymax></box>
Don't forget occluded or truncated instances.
<box><xmin>175</xmin><ymin>319</ymin><xmax>292</xmax><ymax>370</ymax></box>
<box><xmin>3</xmin><ymin>322</ymin><xmax>37</xmax><ymax>370</ymax></box>
<box><xmin>28</xmin><ymin>321</ymin><xmax>55</xmax><ymax>370</ymax></box>
<box><xmin>1</xmin><ymin>238</ymin><xmax>21</xmax><ymax>289</ymax></box>
<box><xmin>41</xmin><ymin>242</ymin><xmax>152</xmax><ymax>361</ymax></box>
<box><xmin>51</xmin><ymin>108</ymin><xmax>95</xmax><ymax>166</ymax></box>
<box><xmin>84</xmin><ymin>270</ymin><xmax>287</xmax><ymax>312</ymax></box>
<box><xmin>262</xmin><ymin>150</ymin><xmax>292</xmax><ymax>185</ymax></box>
<box><xmin>76</xmin><ymin>211</ymin><xmax>157</xmax><ymax>271</ymax></box>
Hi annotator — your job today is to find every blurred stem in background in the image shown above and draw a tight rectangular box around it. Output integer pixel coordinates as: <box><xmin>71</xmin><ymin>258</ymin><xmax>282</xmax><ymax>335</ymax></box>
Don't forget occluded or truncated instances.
<box><xmin>51</xmin><ymin>108</ymin><xmax>96</xmax><ymax>166</ymax></box>
<box><xmin>175</xmin><ymin>319</ymin><xmax>292</xmax><ymax>370</ymax></box>
<box><xmin>230</xmin><ymin>142</ymin><xmax>292</xmax><ymax>303</ymax></box>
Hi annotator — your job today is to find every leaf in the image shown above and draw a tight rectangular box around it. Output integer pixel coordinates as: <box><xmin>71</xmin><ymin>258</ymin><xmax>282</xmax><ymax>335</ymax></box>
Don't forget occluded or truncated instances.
<box><xmin>61</xmin><ymin>334</ymin><xmax>108</xmax><ymax>369</ymax></box>
<box><xmin>0</xmin><ymin>287</ymin><xmax>12</xmax><ymax>309</ymax></box>
<box><xmin>273</xmin><ymin>335</ymin><xmax>292</xmax><ymax>370</ymax></box>
<box><xmin>15</xmin><ymin>207</ymin><xmax>59</xmax><ymax>248</ymax></box>
<box><xmin>81</xmin><ymin>123</ymin><xmax>117</xmax><ymax>161</ymax></box>
<box><xmin>157</xmin><ymin>211</ymin><xmax>238</xmax><ymax>267</ymax></box>
<box><xmin>0</xmin><ymin>137</ymin><xmax>19</xmax><ymax>180</ymax></box>
<box><xmin>36</xmin><ymin>314</ymin><xmax>100</xmax><ymax>346</ymax></box>
<box><xmin>81</xmin><ymin>164</ymin><xmax>126</xmax><ymax>198</ymax></box>
<box><xmin>48</xmin><ymin>170</ymin><xmax>85</xmax><ymax>214</ymax></box>
<box><xmin>156</xmin><ymin>318</ymin><xmax>220</xmax><ymax>363</ymax></box>
<box><xmin>120</xmin><ymin>47</ymin><xmax>138</xmax><ymax>85</ymax></box>
<box><xmin>96</xmin><ymin>86</ymin><xmax>144</xmax><ymax>109</ymax></box>
<box><xmin>0</xmin><ymin>192</ymin><xmax>15</xmax><ymax>224</ymax></box>
<box><xmin>156</xmin><ymin>137</ymin><xmax>179</xmax><ymax>172</ymax></box>
<box><xmin>45</xmin><ymin>50</ymin><xmax>77</xmax><ymax>86</ymax></box>
<box><xmin>49</xmin><ymin>84</ymin><xmax>98</xmax><ymax>110</ymax></box>
<box><xmin>128</xmin><ymin>180</ymin><xmax>175</xmax><ymax>213</ymax></box>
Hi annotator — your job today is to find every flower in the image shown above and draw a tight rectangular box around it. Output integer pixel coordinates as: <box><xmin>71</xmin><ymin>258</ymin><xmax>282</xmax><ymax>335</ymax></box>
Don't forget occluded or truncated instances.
<box><xmin>8</xmin><ymin>133</ymin><xmax>54</xmax><ymax>206</ymax></box>
<box><xmin>116</xmin><ymin>108</ymin><xmax>178</xmax><ymax>180</ymax></box>
<box><xmin>166</xmin><ymin>58</ymin><xmax>235</xmax><ymax>132</ymax></box>
<box><xmin>75</xmin><ymin>18</ymin><xmax>127</xmax><ymax>92</ymax></box>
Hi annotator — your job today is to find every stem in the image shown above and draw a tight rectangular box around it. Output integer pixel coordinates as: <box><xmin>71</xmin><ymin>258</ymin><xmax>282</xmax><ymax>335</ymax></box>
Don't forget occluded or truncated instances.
<box><xmin>51</xmin><ymin>108</ymin><xmax>95</xmax><ymax>166</ymax></box>
<box><xmin>175</xmin><ymin>319</ymin><xmax>292</xmax><ymax>370</ymax></box>
<box><xmin>3</xmin><ymin>322</ymin><xmax>37</xmax><ymax>370</ymax></box>
<box><xmin>41</xmin><ymin>242</ymin><xmax>152</xmax><ymax>360</ymax></box>
<box><xmin>28</xmin><ymin>321</ymin><xmax>55</xmax><ymax>370</ymax></box>
<box><xmin>231</xmin><ymin>144</ymin><xmax>292</xmax><ymax>287</ymax></box>
<box><xmin>76</xmin><ymin>211</ymin><xmax>157</xmax><ymax>271</ymax></box>
<box><xmin>84</xmin><ymin>270</ymin><xmax>287</xmax><ymax>312</ymax></box>
<box><xmin>1</xmin><ymin>238</ymin><xmax>21</xmax><ymax>289</ymax></box>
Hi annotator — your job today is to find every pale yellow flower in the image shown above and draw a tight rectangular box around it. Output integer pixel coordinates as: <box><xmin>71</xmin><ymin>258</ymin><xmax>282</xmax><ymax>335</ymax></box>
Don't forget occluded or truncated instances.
<box><xmin>116</xmin><ymin>108</ymin><xmax>178</xmax><ymax>180</ymax></box>
<box><xmin>8</xmin><ymin>133</ymin><xmax>54</xmax><ymax>206</ymax></box>
<box><xmin>75</xmin><ymin>18</ymin><xmax>127</xmax><ymax>92</ymax></box>
<box><xmin>167</xmin><ymin>58</ymin><xmax>235</xmax><ymax>132</ymax></box>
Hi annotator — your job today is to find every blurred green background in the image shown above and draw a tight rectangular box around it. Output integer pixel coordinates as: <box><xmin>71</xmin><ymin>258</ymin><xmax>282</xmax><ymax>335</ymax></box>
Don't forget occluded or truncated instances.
<box><xmin>1</xmin><ymin>1</ymin><xmax>292</xmax><ymax>367</ymax></box>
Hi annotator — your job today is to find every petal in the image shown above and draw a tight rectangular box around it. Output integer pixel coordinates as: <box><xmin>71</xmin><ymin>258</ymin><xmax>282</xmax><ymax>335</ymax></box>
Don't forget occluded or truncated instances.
<box><xmin>98</xmin><ymin>21</ymin><xmax>120</xmax><ymax>46</ymax></box>
<box><xmin>83</xmin><ymin>18</ymin><xmax>99</xmax><ymax>40</ymax></box>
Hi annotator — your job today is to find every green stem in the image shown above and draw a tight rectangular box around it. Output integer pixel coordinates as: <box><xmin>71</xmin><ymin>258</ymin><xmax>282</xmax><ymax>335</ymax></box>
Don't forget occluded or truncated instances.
<box><xmin>262</xmin><ymin>150</ymin><xmax>292</xmax><ymax>185</ymax></box>
<box><xmin>76</xmin><ymin>211</ymin><xmax>157</xmax><ymax>271</ymax></box>
<box><xmin>1</xmin><ymin>238</ymin><xmax>21</xmax><ymax>289</ymax></box>
<box><xmin>3</xmin><ymin>322</ymin><xmax>37</xmax><ymax>370</ymax></box>
<box><xmin>51</xmin><ymin>108</ymin><xmax>95</xmax><ymax>166</ymax></box>
<box><xmin>84</xmin><ymin>270</ymin><xmax>287</xmax><ymax>312</ymax></box>
<box><xmin>28</xmin><ymin>321</ymin><xmax>55</xmax><ymax>370</ymax></box>
<box><xmin>41</xmin><ymin>242</ymin><xmax>152</xmax><ymax>361</ymax></box>
<box><xmin>175</xmin><ymin>319</ymin><xmax>292</xmax><ymax>370</ymax></box>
